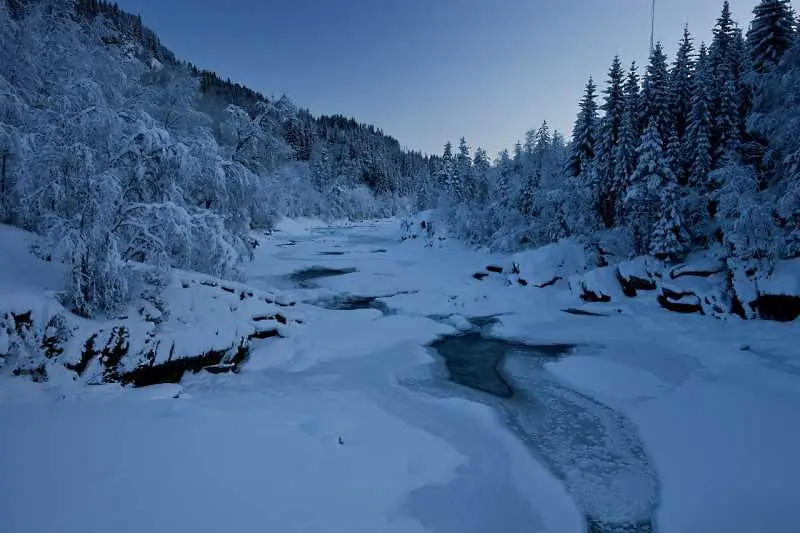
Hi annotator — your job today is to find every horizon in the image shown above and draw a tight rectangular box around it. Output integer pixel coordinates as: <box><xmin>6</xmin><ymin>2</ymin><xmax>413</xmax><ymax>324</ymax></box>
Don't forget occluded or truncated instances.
<box><xmin>114</xmin><ymin>0</ymin><xmax>755</xmax><ymax>157</ymax></box>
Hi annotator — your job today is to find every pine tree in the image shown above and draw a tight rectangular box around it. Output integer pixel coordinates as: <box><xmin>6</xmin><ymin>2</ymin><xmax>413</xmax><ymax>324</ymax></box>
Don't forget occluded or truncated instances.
<box><xmin>710</xmin><ymin>1</ymin><xmax>740</xmax><ymax>81</ymax></box>
<box><xmin>670</xmin><ymin>26</ymin><xmax>696</xmax><ymax>182</ymax></box>
<box><xmin>715</xmin><ymin>77</ymin><xmax>742</xmax><ymax>163</ymax></box>
<box><xmin>567</xmin><ymin>76</ymin><xmax>599</xmax><ymax>178</ymax></box>
<box><xmin>625</xmin><ymin>123</ymin><xmax>675</xmax><ymax>255</ymax></box>
<box><xmin>665</xmin><ymin>126</ymin><xmax>682</xmax><ymax>178</ymax></box>
<box><xmin>747</xmin><ymin>0</ymin><xmax>796</xmax><ymax>73</ymax></box>
<box><xmin>535</xmin><ymin>121</ymin><xmax>551</xmax><ymax>149</ymax></box>
<box><xmin>687</xmin><ymin>44</ymin><xmax>714</xmax><ymax>191</ymax></box>
<box><xmin>472</xmin><ymin>147</ymin><xmax>490</xmax><ymax>206</ymax></box>
<box><xmin>453</xmin><ymin>137</ymin><xmax>472</xmax><ymax>201</ymax></box>
<box><xmin>438</xmin><ymin>142</ymin><xmax>454</xmax><ymax>190</ymax></box>
<box><xmin>651</xmin><ymin>181</ymin><xmax>689</xmax><ymax>261</ymax></box>
<box><xmin>613</xmin><ymin>62</ymin><xmax>641</xmax><ymax>222</ymax></box>
<box><xmin>709</xmin><ymin>1</ymin><xmax>746</xmax><ymax>162</ymax></box>
<box><xmin>596</xmin><ymin>55</ymin><xmax>626</xmax><ymax>227</ymax></box>
<box><xmin>640</xmin><ymin>42</ymin><xmax>673</xmax><ymax>146</ymax></box>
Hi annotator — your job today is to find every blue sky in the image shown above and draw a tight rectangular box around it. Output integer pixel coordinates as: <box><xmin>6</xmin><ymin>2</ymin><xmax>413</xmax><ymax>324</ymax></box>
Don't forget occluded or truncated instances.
<box><xmin>115</xmin><ymin>0</ymin><xmax>755</xmax><ymax>157</ymax></box>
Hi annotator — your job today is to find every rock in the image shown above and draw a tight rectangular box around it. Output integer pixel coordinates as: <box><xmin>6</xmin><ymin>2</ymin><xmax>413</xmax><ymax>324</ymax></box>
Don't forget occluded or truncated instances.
<box><xmin>579</xmin><ymin>286</ymin><xmax>612</xmax><ymax>303</ymax></box>
<box><xmin>204</xmin><ymin>363</ymin><xmax>236</xmax><ymax>375</ymax></box>
<box><xmin>669</xmin><ymin>252</ymin><xmax>726</xmax><ymax>279</ymax></box>
<box><xmin>657</xmin><ymin>287</ymin><xmax>703</xmax><ymax>314</ymax></box>
<box><xmin>122</xmin><ymin>348</ymin><xmax>229</xmax><ymax>387</ymax></box>
<box><xmin>534</xmin><ymin>276</ymin><xmax>560</xmax><ymax>288</ymax></box>
<box><xmin>616</xmin><ymin>257</ymin><xmax>658</xmax><ymax>297</ymax></box>
<box><xmin>249</xmin><ymin>327</ymin><xmax>280</xmax><ymax>340</ymax></box>
<box><xmin>751</xmin><ymin>295</ymin><xmax>800</xmax><ymax>322</ymax></box>
<box><xmin>568</xmin><ymin>267</ymin><xmax>622</xmax><ymax>303</ymax></box>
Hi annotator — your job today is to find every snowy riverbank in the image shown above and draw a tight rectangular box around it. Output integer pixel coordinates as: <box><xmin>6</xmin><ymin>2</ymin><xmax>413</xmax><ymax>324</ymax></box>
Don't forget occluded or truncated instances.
<box><xmin>1</xmin><ymin>218</ymin><xmax>799</xmax><ymax>533</ymax></box>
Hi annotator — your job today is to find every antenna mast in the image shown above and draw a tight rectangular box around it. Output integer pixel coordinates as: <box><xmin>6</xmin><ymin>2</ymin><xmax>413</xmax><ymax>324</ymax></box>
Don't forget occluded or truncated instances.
<box><xmin>649</xmin><ymin>0</ymin><xmax>656</xmax><ymax>54</ymax></box>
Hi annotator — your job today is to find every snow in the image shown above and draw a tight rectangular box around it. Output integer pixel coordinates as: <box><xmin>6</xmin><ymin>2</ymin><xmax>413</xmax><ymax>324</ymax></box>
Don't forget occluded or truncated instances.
<box><xmin>759</xmin><ymin>257</ymin><xmax>800</xmax><ymax>296</ymax></box>
<box><xmin>0</xmin><ymin>225</ymin><xmax>66</xmax><ymax>299</ymax></box>
<box><xmin>510</xmin><ymin>240</ymin><xmax>588</xmax><ymax>287</ymax></box>
<box><xmin>2</xmin><ymin>219</ymin><xmax>800</xmax><ymax>533</ymax></box>
<box><xmin>668</xmin><ymin>249</ymin><xmax>725</xmax><ymax>279</ymax></box>
<box><xmin>272</xmin><ymin>216</ymin><xmax>329</xmax><ymax>237</ymax></box>
<box><xmin>617</xmin><ymin>255</ymin><xmax>659</xmax><ymax>283</ymax></box>
<box><xmin>568</xmin><ymin>265</ymin><xmax>625</xmax><ymax>301</ymax></box>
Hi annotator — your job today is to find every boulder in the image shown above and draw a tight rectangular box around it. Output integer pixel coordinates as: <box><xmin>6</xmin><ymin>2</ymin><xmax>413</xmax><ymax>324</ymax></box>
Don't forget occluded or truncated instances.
<box><xmin>657</xmin><ymin>287</ymin><xmax>703</xmax><ymax>314</ymax></box>
<box><xmin>753</xmin><ymin>258</ymin><xmax>800</xmax><ymax>322</ymax></box>
<box><xmin>568</xmin><ymin>266</ymin><xmax>624</xmax><ymax>303</ymax></box>
<box><xmin>751</xmin><ymin>295</ymin><xmax>800</xmax><ymax>322</ymax></box>
<box><xmin>616</xmin><ymin>257</ymin><xmax>659</xmax><ymax>297</ymax></box>
<box><xmin>669</xmin><ymin>251</ymin><xmax>726</xmax><ymax>279</ymax></box>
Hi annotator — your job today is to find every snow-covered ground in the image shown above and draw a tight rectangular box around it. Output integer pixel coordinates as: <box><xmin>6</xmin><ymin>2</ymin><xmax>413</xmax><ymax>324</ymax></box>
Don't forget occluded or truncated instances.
<box><xmin>1</xmin><ymin>218</ymin><xmax>799</xmax><ymax>533</ymax></box>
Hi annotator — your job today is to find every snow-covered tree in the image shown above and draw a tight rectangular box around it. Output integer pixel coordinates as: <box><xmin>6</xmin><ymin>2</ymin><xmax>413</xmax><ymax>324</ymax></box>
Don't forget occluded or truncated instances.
<box><xmin>747</xmin><ymin>0</ymin><xmax>796</xmax><ymax>73</ymax></box>
<box><xmin>613</xmin><ymin>63</ymin><xmax>641</xmax><ymax>222</ymax></box>
<box><xmin>640</xmin><ymin>42</ymin><xmax>672</xmax><ymax>146</ymax></box>
<box><xmin>670</xmin><ymin>26</ymin><xmax>696</xmax><ymax>183</ymax></box>
<box><xmin>687</xmin><ymin>44</ymin><xmax>714</xmax><ymax>191</ymax></box>
<box><xmin>567</xmin><ymin>77</ymin><xmax>599</xmax><ymax>178</ymax></box>
<box><xmin>596</xmin><ymin>55</ymin><xmax>626</xmax><ymax>227</ymax></box>
<box><xmin>624</xmin><ymin>123</ymin><xmax>675</xmax><ymax>255</ymax></box>
<box><xmin>709</xmin><ymin>1</ymin><xmax>747</xmax><ymax>163</ymax></box>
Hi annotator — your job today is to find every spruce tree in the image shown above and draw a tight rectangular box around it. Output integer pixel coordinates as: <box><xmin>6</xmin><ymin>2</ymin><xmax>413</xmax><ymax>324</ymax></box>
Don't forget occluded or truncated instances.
<box><xmin>709</xmin><ymin>1</ymin><xmax>746</xmax><ymax>161</ymax></box>
<box><xmin>687</xmin><ymin>44</ymin><xmax>714</xmax><ymax>191</ymax></box>
<box><xmin>747</xmin><ymin>0</ymin><xmax>796</xmax><ymax>73</ymax></box>
<box><xmin>710</xmin><ymin>1</ymin><xmax>740</xmax><ymax>81</ymax></box>
<box><xmin>671</xmin><ymin>26</ymin><xmax>696</xmax><ymax>140</ymax></box>
<box><xmin>535</xmin><ymin>121</ymin><xmax>551</xmax><ymax>149</ymax></box>
<box><xmin>567</xmin><ymin>76</ymin><xmax>599</xmax><ymax>179</ymax></box>
<box><xmin>439</xmin><ymin>142</ymin><xmax>454</xmax><ymax>190</ymax></box>
<box><xmin>625</xmin><ymin>122</ymin><xmax>675</xmax><ymax>255</ymax></box>
<box><xmin>454</xmin><ymin>137</ymin><xmax>472</xmax><ymax>201</ymax></box>
<box><xmin>651</xmin><ymin>181</ymin><xmax>689</xmax><ymax>261</ymax></box>
<box><xmin>715</xmin><ymin>78</ymin><xmax>742</xmax><ymax>163</ymax></box>
<box><xmin>613</xmin><ymin>62</ymin><xmax>641</xmax><ymax>222</ymax></box>
<box><xmin>596</xmin><ymin>55</ymin><xmax>626</xmax><ymax>227</ymax></box>
<box><xmin>640</xmin><ymin>42</ymin><xmax>672</xmax><ymax>146</ymax></box>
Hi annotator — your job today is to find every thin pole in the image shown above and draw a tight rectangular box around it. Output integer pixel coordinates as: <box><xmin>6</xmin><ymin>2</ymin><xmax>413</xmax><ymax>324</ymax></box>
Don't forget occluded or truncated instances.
<box><xmin>649</xmin><ymin>0</ymin><xmax>656</xmax><ymax>54</ymax></box>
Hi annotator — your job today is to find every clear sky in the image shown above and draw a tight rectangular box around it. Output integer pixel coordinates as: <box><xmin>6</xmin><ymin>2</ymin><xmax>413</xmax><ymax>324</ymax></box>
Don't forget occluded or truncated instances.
<box><xmin>113</xmin><ymin>0</ymin><xmax>755</xmax><ymax>157</ymax></box>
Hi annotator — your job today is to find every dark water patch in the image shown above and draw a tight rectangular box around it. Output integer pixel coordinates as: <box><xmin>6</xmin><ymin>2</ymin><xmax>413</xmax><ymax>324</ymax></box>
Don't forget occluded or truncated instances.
<box><xmin>430</xmin><ymin>333</ymin><xmax>571</xmax><ymax>399</ymax></box>
<box><xmin>562</xmin><ymin>308</ymin><xmax>609</xmax><ymax>317</ymax></box>
<box><xmin>288</xmin><ymin>267</ymin><xmax>357</xmax><ymax>288</ymax></box>
<box><xmin>316</xmin><ymin>295</ymin><xmax>391</xmax><ymax>315</ymax></box>
<box><xmin>588</xmin><ymin>518</ymin><xmax>654</xmax><ymax>533</ymax></box>
<box><xmin>429</xmin><ymin>332</ymin><xmax>658</xmax><ymax>532</ymax></box>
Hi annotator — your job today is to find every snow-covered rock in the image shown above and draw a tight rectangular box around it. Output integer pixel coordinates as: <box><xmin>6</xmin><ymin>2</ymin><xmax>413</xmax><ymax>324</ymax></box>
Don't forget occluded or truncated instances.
<box><xmin>752</xmin><ymin>258</ymin><xmax>800</xmax><ymax>322</ymax></box>
<box><xmin>616</xmin><ymin>256</ymin><xmax>661</xmax><ymax>297</ymax></box>
<box><xmin>510</xmin><ymin>240</ymin><xmax>587</xmax><ymax>288</ymax></box>
<box><xmin>669</xmin><ymin>250</ymin><xmax>726</xmax><ymax>279</ymax></box>
<box><xmin>568</xmin><ymin>266</ymin><xmax>624</xmax><ymax>303</ymax></box>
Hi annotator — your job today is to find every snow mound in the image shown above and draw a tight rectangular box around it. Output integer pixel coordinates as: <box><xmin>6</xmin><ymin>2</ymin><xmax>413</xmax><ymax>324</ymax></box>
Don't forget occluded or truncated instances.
<box><xmin>668</xmin><ymin>249</ymin><xmax>726</xmax><ymax>279</ymax></box>
<box><xmin>758</xmin><ymin>258</ymin><xmax>800</xmax><ymax>297</ymax></box>
<box><xmin>510</xmin><ymin>240</ymin><xmax>588</xmax><ymax>288</ymax></box>
<box><xmin>568</xmin><ymin>266</ymin><xmax>625</xmax><ymax>303</ymax></box>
